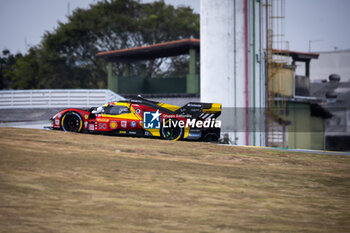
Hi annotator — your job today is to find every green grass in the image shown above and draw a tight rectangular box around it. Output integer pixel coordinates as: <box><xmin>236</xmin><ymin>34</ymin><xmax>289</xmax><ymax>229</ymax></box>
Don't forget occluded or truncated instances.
<box><xmin>0</xmin><ymin>127</ymin><xmax>349</xmax><ymax>233</ymax></box>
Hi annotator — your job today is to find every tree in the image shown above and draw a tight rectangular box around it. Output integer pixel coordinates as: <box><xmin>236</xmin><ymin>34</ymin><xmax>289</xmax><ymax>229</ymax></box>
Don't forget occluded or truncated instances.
<box><xmin>2</xmin><ymin>0</ymin><xmax>199</xmax><ymax>90</ymax></box>
<box><xmin>0</xmin><ymin>50</ymin><xmax>22</xmax><ymax>89</ymax></box>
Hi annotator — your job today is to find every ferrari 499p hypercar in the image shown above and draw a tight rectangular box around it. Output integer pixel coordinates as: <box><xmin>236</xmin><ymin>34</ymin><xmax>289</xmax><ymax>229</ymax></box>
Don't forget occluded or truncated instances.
<box><xmin>49</xmin><ymin>96</ymin><xmax>222</xmax><ymax>141</ymax></box>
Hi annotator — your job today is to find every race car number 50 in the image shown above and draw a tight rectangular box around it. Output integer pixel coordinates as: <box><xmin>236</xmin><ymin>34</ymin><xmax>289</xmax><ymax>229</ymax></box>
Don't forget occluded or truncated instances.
<box><xmin>99</xmin><ymin>123</ymin><xmax>107</xmax><ymax>129</ymax></box>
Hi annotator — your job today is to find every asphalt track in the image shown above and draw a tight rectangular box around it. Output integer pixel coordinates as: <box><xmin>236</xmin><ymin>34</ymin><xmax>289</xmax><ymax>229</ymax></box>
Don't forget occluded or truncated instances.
<box><xmin>0</xmin><ymin>120</ymin><xmax>50</xmax><ymax>130</ymax></box>
<box><xmin>238</xmin><ymin>145</ymin><xmax>350</xmax><ymax>156</ymax></box>
<box><xmin>1</xmin><ymin>119</ymin><xmax>349</xmax><ymax>156</ymax></box>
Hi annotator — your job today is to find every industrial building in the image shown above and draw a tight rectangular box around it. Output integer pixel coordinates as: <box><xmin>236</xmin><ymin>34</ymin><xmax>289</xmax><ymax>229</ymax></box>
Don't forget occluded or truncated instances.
<box><xmin>311</xmin><ymin>74</ymin><xmax>350</xmax><ymax>151</ymax></box>
<box><xmin>266</xmin><ymin>50</ymin><xmax>332</xmax><ymax>150</ymax></box>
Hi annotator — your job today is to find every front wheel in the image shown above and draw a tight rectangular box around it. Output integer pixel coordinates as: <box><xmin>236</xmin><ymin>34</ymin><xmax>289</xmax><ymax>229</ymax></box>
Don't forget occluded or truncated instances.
<box><xmin>61</xmin><ymin>112</ymin><xmax>83</xmax><ymax>133</ymax></box>
<box><xmin>161</xmin><ymin>119</ymin><xmax>183</xmax><ymax>141</ymax></box>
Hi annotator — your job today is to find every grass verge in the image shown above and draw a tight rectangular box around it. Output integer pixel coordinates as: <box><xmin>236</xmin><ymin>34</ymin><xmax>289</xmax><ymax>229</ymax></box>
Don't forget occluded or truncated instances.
<box><xmin>0</xmin><ymin>127</ymin><xmax>349</xmax><ymax>233</ymax></box>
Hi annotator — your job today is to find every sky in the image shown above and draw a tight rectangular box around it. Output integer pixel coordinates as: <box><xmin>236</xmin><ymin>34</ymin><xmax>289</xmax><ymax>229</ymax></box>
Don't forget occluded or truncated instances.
<box><xmin>285</xmin><ymin>0</ymin><xmax>350</xmax><ymax>52</ymax></box>
<box><xmin>0</xmin><ymin>0</ymin><xmax>349</xmax><ymax>54</ymax></box>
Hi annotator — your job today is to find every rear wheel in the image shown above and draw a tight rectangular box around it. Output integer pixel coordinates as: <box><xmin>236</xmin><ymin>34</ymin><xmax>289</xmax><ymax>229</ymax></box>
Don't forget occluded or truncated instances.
<box><xmin>61</xmin><ymin>112</ymin><xmax>83</xmax><ymax>133</ymax></box>
<box><xmin>161</xmin><ymin>119</ymin><xmax>183</xmax><ymax>141</ymax></box>
<box><xmin>203</xmin><ymin>133</ymin><xmax>219</xmax><ymax>142</ymax></box>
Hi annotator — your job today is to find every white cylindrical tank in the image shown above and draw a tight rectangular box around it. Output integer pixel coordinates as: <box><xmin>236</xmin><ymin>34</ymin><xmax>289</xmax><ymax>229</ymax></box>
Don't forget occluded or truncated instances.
<box><xmin>201</xmin><ymin>0</ymin><xmax>237</xmax><ymax>107</ymax></box>
<box><xmin>200</xmin><ymin>0</ymin><xmax>266</xmax><ymax>146</ymax></box>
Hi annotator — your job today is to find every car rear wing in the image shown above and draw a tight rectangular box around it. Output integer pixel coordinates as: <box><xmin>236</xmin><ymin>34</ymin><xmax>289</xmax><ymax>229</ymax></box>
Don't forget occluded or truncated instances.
<box><xmin>175</xmin><ymin>102</ymin><xmax>222</xmax><ymax>119</ymax></box>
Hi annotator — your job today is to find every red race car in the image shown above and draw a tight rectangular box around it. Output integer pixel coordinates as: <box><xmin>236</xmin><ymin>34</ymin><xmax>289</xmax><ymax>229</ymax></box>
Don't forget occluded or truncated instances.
<box><xmin>49</xmin><ymin>96</ymin><xmax>222</xmax><ymax>141</ymax></box>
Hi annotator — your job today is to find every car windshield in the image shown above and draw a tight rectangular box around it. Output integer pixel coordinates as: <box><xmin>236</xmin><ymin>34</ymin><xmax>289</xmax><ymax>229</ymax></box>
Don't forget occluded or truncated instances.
<box><xmin>103</xmin><ymin>105</ymin><xmax>130</xmax><ymax>115</ymax></box>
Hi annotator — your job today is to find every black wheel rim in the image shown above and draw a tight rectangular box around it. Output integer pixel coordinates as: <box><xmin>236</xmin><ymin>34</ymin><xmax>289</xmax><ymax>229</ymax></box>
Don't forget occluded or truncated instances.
<box><xmin>162</xmin><ymin>120</ymin><xmax>182</xmax><ymax>140</ymax></box>
<box><xmin>63</xmin><ymin>114</ymin><xmax>81</xmax><ymax>132</ymax></box>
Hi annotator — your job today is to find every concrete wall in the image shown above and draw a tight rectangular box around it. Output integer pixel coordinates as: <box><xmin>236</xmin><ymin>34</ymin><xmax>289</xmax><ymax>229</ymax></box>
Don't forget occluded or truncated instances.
<box><xmin>310</xmin><ymin>117</ymin><xmax>325</xmax><ymax>150</ymax></box>
<box><xmin>286</xmin><ymin>102</ymin><xmax>325</xmax><ymax>150</ymax></box>
<box><xmin>200</xmin><ymin>0</ymin><xmax>237</xmax><ymax>106</ymax></box>
<box><xmin>117</xmin><ymin>77</ymin><xmax>186</xmax><ymax>94</ymax></box>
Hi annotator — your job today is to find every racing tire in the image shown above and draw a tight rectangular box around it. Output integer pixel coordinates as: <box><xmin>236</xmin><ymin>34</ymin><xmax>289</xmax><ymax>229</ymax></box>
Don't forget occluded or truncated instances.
<box><xmin>61</xmin><ymin>111</ymin><xmax>83</xmax><ymax>133</ymax></box>
<box><xmin>203</xmin><ymin>133</ymin><xmax>219</xmax><ymax>142</ymax></box>
<box><xmin>161</xmin><ymin>118</ymin><xmax>183</xmax><ymax>141</ymax></box>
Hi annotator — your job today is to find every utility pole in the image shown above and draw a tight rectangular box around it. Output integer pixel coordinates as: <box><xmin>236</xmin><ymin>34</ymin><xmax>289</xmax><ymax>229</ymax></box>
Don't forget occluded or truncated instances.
<box><xmin>67</xmin><ymin>2</ymin><xmax>71</xmax><ymax>16</ymax></box>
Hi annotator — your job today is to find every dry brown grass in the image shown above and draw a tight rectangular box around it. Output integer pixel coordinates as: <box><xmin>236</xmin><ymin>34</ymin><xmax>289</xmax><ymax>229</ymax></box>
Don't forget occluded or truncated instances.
<box><xmin>0</xmin><ymin>127</ymin><xmax>349</xmax><ymax>233</ymax></box>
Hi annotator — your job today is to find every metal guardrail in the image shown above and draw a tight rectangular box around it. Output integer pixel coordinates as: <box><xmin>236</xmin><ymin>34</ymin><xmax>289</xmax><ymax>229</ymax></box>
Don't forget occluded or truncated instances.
<box><xmin>0</xmin><ymin>89</ymin><xmax>124</xmax><ymax>109</ymax></box>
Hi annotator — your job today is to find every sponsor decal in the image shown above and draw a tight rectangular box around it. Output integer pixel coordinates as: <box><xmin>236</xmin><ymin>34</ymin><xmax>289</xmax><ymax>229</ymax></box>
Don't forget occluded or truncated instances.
<box><xmin>135</xmin><ymin>108</ymin><xmax>141</xmax><ymax>114</ymax></box>
<box><xmin>119</xmin><ymin>130</ymin><xmax>126</xmax><ymax>134</ymax></box>
<box><xmin>55</xmin><ymin>119</ymin><xmax>60</xmax><ymax>125</ymax></box>
<box><xmin>144</xmin><ymin>131</ymin><xmax>152</xmax><ymax>136</ymax></box>
<box><xmin>131</xmin><ymin>121</ymin><xmax>136</xmax><ymax>127</ymax></box>
<box><xmin>84</xmin><ymin>114</ymin><xmax>88</xmax><ymax>120</ymax></box>
<box><xmin>89</xmin><ymin>124</ymin><xmax>94</xmax><ymax>131</ymax></box>
<box><xmin>97</xmin><ymin>118</ymin><xmax>109</xmax><ymax>122</ymax></box>
<box><xmin>132</xmin><ymin>100</ymin><xmax>143</xmax><ymax>103</ymax></box>
<box><xmin>143</xmin><ymin>110</ymin><xmax>161</xmax><ymax>129</ymax></box>
<box><xmin>189</xmin><ymin>132</ymin><xmax>201</xmax><ymax>137</ymax></box>
<box><xmin>110</xmin><ymin>121</ymin><xmax>117</xmax><ymax>129</ymax></box>
<box><xmin>84</xmin><ymin>121</ymin><xmax>88</xmax><ymax>128</ymax></box>
<box><xmin>187</xmin><ymin>103</ymin><xmax>202</xmax><ymax>107</ymax></box>
<box><xmin>121</xmin><ymin>121</ymin><xmax>127</xmax><ymax>128</ymax></box>
<box><xmin>58</xmin><ymin>114</ymin><xmax>61</xmax><ymax>118</ymax></box>
<box><xmin>129</xmin><ymin>131</ymin><xmax>137</xmax><ymax>135</ymax></box>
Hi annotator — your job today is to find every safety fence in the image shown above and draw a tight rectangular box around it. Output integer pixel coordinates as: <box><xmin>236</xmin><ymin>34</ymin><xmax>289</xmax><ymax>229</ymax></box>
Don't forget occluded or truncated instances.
<box><xmin>0</xmin><ymin>89</ymin><xmax>124</xmax><ymax>109</ymax></box>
